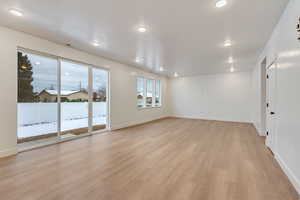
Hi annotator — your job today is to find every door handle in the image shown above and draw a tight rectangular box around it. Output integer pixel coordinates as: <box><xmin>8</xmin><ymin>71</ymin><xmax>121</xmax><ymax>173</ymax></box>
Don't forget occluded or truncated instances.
<box><xmin>270</xmin><ymin>112</ymin><xmax>275</xmax><ymax>115</ymax></box>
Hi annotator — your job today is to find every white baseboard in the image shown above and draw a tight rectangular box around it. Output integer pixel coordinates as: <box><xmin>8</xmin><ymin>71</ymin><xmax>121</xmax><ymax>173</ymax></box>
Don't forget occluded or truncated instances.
<box><xmin>275</xmin><ymin>153</ymin><xmax>300</xmax><ymax>195</ymax></box>
<box><xmin>171</xmin><ymin>115</ymin><xmax>251</xmax><ymax>124</ymax></box>
<box><xmin>0</xmin><ymin>147</ymin><xmax>17</xmax><ymax>158</ymax></box>
<box><xmin>252</xmin><ymin>123</ymin><xmax>263</xmax><ymax>136</ymax></box>
<box><xmin>111</xmin><ymin>115</ymin><xmax>170</xmax><ymax>131</ymax></box>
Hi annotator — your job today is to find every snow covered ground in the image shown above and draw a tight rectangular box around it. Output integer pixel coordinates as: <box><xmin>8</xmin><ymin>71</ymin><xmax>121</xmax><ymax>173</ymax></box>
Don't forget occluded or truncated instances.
<box><xmin>18</xmin><ymin>116</ymin><xmax>106</xmax><ymax>139</ymax></box>
<box><xmin>18</xmin><ymin>102</ymin><xmax>107</xmax><ymax>139</ymax></box>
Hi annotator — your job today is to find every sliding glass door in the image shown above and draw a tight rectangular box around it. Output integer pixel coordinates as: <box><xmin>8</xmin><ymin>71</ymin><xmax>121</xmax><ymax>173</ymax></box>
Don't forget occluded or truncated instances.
<box><xmin>17</xmin><ymin>50</ymin><xmax>109</xmax><ymax>146</ymax></box>
<box><xmin>17</xmin><ymin>52</ymin><xmax>58</xmax><ymax>144</ymax></box>
<box><xmin>60</xmin><ymin>61</ymin><xmax>89</xmax><ymax>139</ymax></box>
<box><xmin>92</xmin><ymin>68</ymin><xmax>108</xmax><ymax>131</ymax></box>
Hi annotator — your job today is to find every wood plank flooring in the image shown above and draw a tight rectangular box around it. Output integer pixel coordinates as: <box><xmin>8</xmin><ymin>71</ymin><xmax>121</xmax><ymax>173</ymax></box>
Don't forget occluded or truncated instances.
<box><xmin>0</xmin><ymin>118</ymin><xmax>298</xmax><ymax>200</ymax></box>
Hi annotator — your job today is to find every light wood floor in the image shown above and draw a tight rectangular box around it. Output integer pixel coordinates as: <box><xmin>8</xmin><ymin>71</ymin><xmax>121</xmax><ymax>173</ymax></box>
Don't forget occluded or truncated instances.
<box><xmin>0</xmin><ymin>118</ymin><xmax>298</xmax><ymax>200</ymax></box>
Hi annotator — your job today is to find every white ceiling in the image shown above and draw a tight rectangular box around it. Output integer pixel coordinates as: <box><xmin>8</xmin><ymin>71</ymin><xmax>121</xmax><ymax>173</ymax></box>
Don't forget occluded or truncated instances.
<box><xmin>0</xmin><ymin>0</ymin><xmax>289</xmax><ymax>77</ymax></box>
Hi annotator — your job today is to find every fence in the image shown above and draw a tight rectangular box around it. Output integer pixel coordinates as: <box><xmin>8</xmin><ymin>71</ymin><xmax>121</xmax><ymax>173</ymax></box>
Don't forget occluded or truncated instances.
<box><xmin>18</xmin><ymin>102</ymin><xmax>107</xmax><ymax>126</ymax></box>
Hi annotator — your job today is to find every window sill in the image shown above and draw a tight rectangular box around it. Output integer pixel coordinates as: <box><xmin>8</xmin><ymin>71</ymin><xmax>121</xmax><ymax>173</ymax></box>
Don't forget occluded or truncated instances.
<box><xmin>137</xmin><ymin>105</ymin><xmax>162</xmax><ymax>110</ymax></box>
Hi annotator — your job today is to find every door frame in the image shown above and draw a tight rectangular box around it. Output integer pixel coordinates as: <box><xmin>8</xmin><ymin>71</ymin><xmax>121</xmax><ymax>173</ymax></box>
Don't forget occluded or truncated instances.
<box><xmin>260</xmin><ymin>57</ymin><xmax>267</xmax><ymax>136</ymax></box>
<box><xmin>17</xmin><ymin>47</ymin><xmax>111</xmax><ymax>152</ymax></box>
<box><xmin>265</xmin><ymin>58</ymin><xmax>278</xmax><ymax>153</ymax></box>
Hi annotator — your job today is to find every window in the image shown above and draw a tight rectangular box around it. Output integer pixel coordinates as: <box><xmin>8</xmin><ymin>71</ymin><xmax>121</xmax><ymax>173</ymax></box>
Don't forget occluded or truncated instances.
<box><xmin>137</xmin><ymin>77</ymin><xmax>144</xmax><ymax>107</ymax></box>
<box><xmin>146</xmin><ymin>79</ymin><xmax>154</xmax><ymax>107</ymax></box>
<box><xmin>17</xmin><ymin>50</ymin><xmax>109</xmax><ymax>146</ymax></box>
<box><xmin>137</xmin><ymin>77</ymin><xmax>162</xmax><ymax>108</ymax></box>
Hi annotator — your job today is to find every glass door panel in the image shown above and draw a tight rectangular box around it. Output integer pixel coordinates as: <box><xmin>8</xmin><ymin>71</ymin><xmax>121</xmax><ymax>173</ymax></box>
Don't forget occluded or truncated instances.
<box><xmin>60</xmin><ymin>60</ymin><xmax>89</xmax><ymax>139</ymax></box>
<box><xmin>92</xmin><ymin>68</ymin><xmax>108</xmax><ymax>131</ymax></box>
<box><xmin>17</xmin><ymin>51</ymin><xmax>58</xmax><ymax>144</ymax></box>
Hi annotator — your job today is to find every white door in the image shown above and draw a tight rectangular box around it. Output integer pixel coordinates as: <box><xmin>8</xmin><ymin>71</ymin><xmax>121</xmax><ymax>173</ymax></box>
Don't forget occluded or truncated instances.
<box><xmin>266</xmin><ymin>62</ymin><xmax>277</xmax><ymax>152</ymax></box>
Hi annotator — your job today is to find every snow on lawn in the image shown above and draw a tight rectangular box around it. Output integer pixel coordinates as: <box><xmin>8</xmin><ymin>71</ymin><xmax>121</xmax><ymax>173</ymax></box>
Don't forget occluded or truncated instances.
<box><xmin>18</xmin><ymin>102</ymin><xmax>107</xmax><ymax>139</ymax></box>
<box><xmin>18</xmin><ymin>117</ymin><xmax>106</xmax><ymax>139</ymax></box>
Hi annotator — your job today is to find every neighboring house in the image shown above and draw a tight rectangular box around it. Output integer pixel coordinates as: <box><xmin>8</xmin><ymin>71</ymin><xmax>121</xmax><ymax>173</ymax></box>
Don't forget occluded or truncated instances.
<box><xmin>38</xmin><ymin>89</ymin><xmax>88</xmax><ymax>102</ymax></box>
<box><xmin>137</xmin><ymin>93</ymin><xmax>144</xmax><ymax>107</ymax></box>
<box><xmin>137</xmin><ymin>92</ymin><xmax>154</xmax><ymax>106</ymax></box>
<box><xmin>137</xmin><ymin>93</ymin><xmax>143</xmax><ymax>100</ymax></box>
<box><xmin>93</xmin><ymin>91</ymin><xmax>106</xmax><ymax>102</ymax></box>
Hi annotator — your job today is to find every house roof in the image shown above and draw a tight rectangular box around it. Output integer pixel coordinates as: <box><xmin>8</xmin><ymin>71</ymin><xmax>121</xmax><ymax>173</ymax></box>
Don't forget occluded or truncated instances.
<box><xmin>43</xmin><ymin>89</ymin><xmax>81</xmax><ymax>96</ymax></box>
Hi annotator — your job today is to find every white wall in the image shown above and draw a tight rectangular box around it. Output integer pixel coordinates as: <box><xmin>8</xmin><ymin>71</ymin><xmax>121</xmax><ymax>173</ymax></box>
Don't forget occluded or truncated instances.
<box><xmin>0</xmin><ymin>26</ymin><xmax>170</xmax><ymax>157</ymax></box>
<box><xmin>251</xmin><ymin>64</ymin><xmax>264</xmax><ymax>135</ymax></box>
<box><xmin>251</xmin><ymin>0</ymin><xmax>300</xmax><ymax>194</ymax></box>
<box><xmin>169</xmin><ymin>72</ymin><xmax>252</xmax><ymax>123</ymax></box>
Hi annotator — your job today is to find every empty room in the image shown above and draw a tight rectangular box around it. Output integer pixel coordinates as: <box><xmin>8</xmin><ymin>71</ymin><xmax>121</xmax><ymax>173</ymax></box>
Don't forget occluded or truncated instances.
<box><xmin>0</xmin><ymin>0</ymin><xmax>299</xmax><ymax>199</ymax></box>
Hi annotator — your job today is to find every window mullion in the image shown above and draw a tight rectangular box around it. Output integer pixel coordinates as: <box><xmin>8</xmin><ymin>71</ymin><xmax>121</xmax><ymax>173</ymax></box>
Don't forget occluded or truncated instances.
<box><xmin>88</xmin><ymin>67</ymin><xmax>93</xmax><ymax>134</ymax></box>
<box><xmin>144</xmin><ymin>78</ymin><xmax>147</xmax><ymax>107</ymax></box>
<box><xmin>152</xmin><ymin>80</ymin><xmax>155</xmax><ymax>107</ymax></box>
<box><xmin>159</xmin><ymin>80</ymin><xmax>162</xmax><ymax>106</ymax></box>
<box><xmin>57</xmin><ymin>59</ymin><xmax>61</xmax><ymax>139</ymax></box>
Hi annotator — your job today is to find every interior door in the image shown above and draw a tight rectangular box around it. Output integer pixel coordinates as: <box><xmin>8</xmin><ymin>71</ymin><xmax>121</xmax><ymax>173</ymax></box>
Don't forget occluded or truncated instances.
<box><xmin>266</xmin><ymin>62</ymin><xmax>277</xmax><ymax>152</ymax></box>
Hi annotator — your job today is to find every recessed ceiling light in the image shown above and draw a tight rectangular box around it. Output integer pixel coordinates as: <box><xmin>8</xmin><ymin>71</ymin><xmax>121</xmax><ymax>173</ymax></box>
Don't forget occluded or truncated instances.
<box><xmin>174</xmin><ymin>72</ymin><xmax>178</xmax><ymax>77</ymax></box>
<box><xmin>159</xmin><ymin>67</ymin><xmax>164</xmax><ymax>71</ymax></box>
<box><xmin>35</xmin><ymin>61</ymin><xmax>41</xmax><ymax>65</ymax></box>
<box><xmin>224</xmin><ymin>40</ymin><xmax>232</xmax><ymax>47</ymax></box>
<box><xmin>228</xmin><ymin>57</ymin><xmax>234</xmax><ymax>63</ymax></box>
<box><xmin>216</xmin><ymin>0</ymin><xmax>227</xmax><ymax>8</ymax></box>
<box><xmin>9</xmin><ymin>9</ymin><xmax>23</xmax><ymax>17</ymax></box>
<box><xmin>92</xmin><ymin>41</ymin><xmax>101</xmax><ymax>47</ymax></box>
<box><xmin>137</xmin><ymin>26</ymin><xmax>147</xmax><ymax>33</ymax></box>
<box><xmin>135</xmin><ymin>57</ymin><xmax>144</xmax><ymax>63</ymax></box>
<box><xmin>230</xmin><ymin>66</ymin><xmax>235</xmax><ymax>72</ymax></box>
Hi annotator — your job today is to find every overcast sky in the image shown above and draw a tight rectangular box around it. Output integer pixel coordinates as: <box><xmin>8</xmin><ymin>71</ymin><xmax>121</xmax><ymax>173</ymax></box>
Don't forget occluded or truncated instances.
<box><xmin>26</xmin><ymin>53</ymin><xmax>107</xmax><ymax>93</ymax></box>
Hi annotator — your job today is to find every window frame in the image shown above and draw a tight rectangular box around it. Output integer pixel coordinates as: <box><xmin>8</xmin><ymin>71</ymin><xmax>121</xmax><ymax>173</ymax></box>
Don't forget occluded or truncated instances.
<box><xmin>136</xmin><ymin>76</ymin><xmax>162</xmax><ymax>109</ymax></box>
